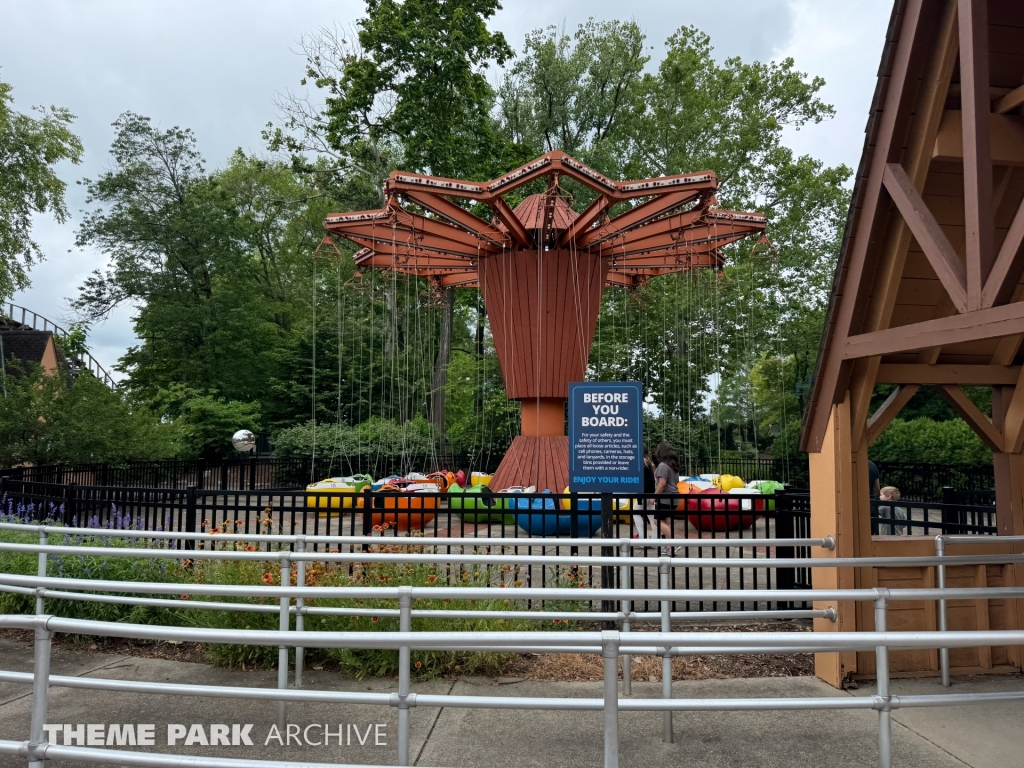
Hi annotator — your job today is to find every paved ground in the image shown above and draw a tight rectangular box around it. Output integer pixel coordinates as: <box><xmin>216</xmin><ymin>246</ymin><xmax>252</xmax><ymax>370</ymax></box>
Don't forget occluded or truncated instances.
<box><xmin>0</xmin><ymin>638</ymin><xmax>1020</xmax><ymax>767</ymax></box>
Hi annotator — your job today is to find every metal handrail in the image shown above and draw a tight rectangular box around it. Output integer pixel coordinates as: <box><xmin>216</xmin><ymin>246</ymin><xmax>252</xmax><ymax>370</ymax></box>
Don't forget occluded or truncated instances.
<box><xmin>2</xmin><ymin>610</ymin><xmax>1024</xmax><ymax>768</ymax></box>
<box><xmin>934</xmin><ymin>532</ymin><xmax>1024</xmax><ymax>686</ymax></box>
<box><xmin>1</xmin><ymin>301</ymin><xmax>116</xmax><ymax>388</ymax></box>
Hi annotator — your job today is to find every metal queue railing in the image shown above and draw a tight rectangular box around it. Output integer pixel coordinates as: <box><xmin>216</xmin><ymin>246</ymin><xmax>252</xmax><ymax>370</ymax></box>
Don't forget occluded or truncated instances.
<box><xmin>935</xmin><ymin>533</ymin><xmax>1024</xmax><ymax>687</ymax></box>
<box><xmin>1</xmin><ymin>525</ymin><xmax>1024</xmax><ymax>766</ymax></box>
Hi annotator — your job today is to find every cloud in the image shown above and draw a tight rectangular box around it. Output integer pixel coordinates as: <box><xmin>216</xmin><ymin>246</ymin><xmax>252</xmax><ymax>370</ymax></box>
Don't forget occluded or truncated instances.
<box><xmin>1</xmin><ymin>0</ymin><xmax>891</xmax><ymax>380</ymax></box>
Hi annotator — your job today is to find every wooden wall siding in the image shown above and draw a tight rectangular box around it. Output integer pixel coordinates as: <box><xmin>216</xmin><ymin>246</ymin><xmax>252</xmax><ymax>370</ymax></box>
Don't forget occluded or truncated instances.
<box><xmin>490</xmin><ymin>435</ymin><xmax>569</xmax><ymax>493</ymax></box>
<box><xmin>479</xmin><ymin>249</ymin><xmax>609</xmax><ymax>400</ymax></box>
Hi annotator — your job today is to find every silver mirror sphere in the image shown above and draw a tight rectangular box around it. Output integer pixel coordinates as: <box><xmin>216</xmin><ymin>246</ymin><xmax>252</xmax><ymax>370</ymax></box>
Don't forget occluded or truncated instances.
<box><xmin>232</xmin><ymin>429</ymin><xmax>256</xmax><ymax>453</ymax></box>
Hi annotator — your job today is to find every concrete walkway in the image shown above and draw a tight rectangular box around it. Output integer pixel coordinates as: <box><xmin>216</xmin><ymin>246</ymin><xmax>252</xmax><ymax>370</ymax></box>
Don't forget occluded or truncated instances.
<box><xmin>0</xmin><ymin>639</ymin><xmax>1020</xmax><ymax>768</ymax></box>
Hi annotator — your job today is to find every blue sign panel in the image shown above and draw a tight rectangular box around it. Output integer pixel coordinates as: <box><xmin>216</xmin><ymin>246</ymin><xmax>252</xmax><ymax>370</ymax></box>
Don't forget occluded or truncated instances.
<box><xmin>568</xmin><ymin>381</ymin><xmax>644</xmax><ymax>493</ymax></box>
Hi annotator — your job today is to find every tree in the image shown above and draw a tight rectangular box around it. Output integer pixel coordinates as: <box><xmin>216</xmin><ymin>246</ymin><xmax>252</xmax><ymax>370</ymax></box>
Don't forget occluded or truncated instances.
<box><xmin>0</xmin><ymin>74</ymin><xmax>83</xmax><ymax>299</ymax></box>
<box><xmin>0</xmin><ymin>362</ymin><xmax>177</xmax><ymax>466</ymax></box>
<box><xmin>74</xmin><ymin>115</ymin><xmax>328</xmax><ymax>410</ymax></box>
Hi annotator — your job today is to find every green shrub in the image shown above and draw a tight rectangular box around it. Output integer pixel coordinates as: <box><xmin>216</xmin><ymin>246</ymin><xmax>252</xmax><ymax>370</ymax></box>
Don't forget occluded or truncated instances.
<box><xmin>869</xmin><ymin>417</ymin><xmax>992</xmax><ymax>465</ymax></box>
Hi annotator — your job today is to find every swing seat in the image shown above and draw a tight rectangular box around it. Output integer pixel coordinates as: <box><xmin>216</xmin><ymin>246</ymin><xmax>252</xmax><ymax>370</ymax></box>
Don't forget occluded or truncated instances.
<box><xmin>306</xmin><ymin>479</ymin><xmax>365</xmax><ymax>510</ymax></box>
<box><xmin>470</xmin><ymin>472</ymin><xmax>493</xmax><ymax>487</ymax></box>
<box><xmin>559</xmin><ymin>488</ymin><xmax>631</xmax><ymax>522</ymax></box>
<box><xmin>448</xmin><ymin>483</ymin><xmax>515</xmax><ymax>524</ymax></box>
<box><xmin>513</xmin><ymin>491</ymin><xmax>602</xmax><ymax>536</ymax></box>
<box><xmin>683</xmin><ymin>488</ymin><xmax>761</xmax><ymax>533</ymax></box>
<box><xmin>370</xmin><ymin>484</ymin><xmax>438</xmax><ymax>530</ymax></box>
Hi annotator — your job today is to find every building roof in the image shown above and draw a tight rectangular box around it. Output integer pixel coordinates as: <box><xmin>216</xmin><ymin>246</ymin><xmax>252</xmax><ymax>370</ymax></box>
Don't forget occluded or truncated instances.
<box><xmin>0</xmin><ymin>330</ymin><xmax>55</xmax><ymax>376</ymax></box>
<box><xmin>800</xmin><ymin>0</ymin><xmax>1024</xmax><ymax>452</ymax></box>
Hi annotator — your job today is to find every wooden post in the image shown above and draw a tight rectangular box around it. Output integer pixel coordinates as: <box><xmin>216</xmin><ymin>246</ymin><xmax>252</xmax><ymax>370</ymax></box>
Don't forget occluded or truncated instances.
<box><xmin>808</xmin><ymin>398</ymin><xmax>859</xmax><ymax>687</ymax></box>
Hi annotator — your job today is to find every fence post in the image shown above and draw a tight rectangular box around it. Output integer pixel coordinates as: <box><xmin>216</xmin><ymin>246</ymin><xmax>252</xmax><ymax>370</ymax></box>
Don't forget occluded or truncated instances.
<box><xmin>277</xmin><ymin>555</ymin><xmax>292</xmax><ymax>731</ymax></box>
<box><xmin>602</xmin><ymin>630</ymin><xmax>620</xmax><ymax>768</ymax></box>
<box><xmin>249</xmin><ymin>456</ymin><xmax>258</xmax><ymax>490</ymax></box>
<box><xmin>184</xmin><ymin>486</ymin><xmax>197</xmax><ymax>552</ymax></box>
<box><xmin>659</xmin><ymin>557</ymin><xmax>673</xmax><ymax>743</ymax></box>
<box><xmin>619</xmin><ymin>539</ymin><xmax>632</xmax><ymax>696</ymax></box>
<box><xmin>775</xmin><ymin>493</ymin><xmax>796</xmax><ymax>608</ymax></box>
<box><xmin>294</xmin><ymin>538</ymin><xmax>306</xmax><ymax>689</ymax></box>
<box><xmin>36</xmin><ymin>530</ymin><xmax>48</xmax><ymax>617</ymax></box>
<box><xmin>396</xmin><ymin>586</ymin><xmax>414</xmax><ymax>766</ymax></box>
<box><xmin>600</xmin><ymin>492</ymin><xmax>615</xmax><ymax>627</ymax></box>
<box><xmin>936</xmin><ymin>536</ymin><xmax>950</xmax><ymax>687</ymax></box>
<box><xmin>197</xmin><ymin>459</ymin><xmax>206</xmax><ymax>490</ymax></box>
<box><xmin>874</xmin><ymin>593</ymin><xmax>892</xmax><ymax>768</ymax></box>
<box><xmin>361</xmin><ymin>488</ymin><xmax>374</xmax><ymax>552</ymax></box>
<box><xmin>63</xmin><ymin>482</ymin><xmax>77</xmax><ymax>526</ymax></box>
<box><xmin>27</xmin><ymin>622</ymin><xmax>53</xmax><ymax>768</ymax></box>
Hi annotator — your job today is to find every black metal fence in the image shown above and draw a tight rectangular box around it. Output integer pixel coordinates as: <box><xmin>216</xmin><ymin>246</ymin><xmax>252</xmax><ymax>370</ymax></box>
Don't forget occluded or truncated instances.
<box><xmin>1</xmin><ymin>478</ymin><xmax>817</xmax><ymax>612</ymax></box>
<box><xmin>870</xmin><ymin>498</ymin><xmax>997</xmax><ymax>536</ymax></box>
<box><xmin>873</xmin><ymin>462</ymin><xmax>994</xmax><ymax>502</ymax></box>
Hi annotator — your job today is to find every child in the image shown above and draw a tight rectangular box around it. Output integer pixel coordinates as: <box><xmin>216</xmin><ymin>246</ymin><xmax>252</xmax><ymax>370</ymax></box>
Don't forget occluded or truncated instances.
<box><xmin>878</xmin><ymin>486</ymin><xmax>907</xmax><ymax>535</ymax></box>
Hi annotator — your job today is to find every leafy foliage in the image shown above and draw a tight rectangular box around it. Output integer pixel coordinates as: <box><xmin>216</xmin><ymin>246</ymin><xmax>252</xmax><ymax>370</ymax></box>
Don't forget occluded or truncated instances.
<box><xmin>869</xmin><ymin>418</ymin><xmax>991</xmax><ymax>466</ymax></box>
<box><xmin>0</xmin><ymin>362</ymin><xmax>177</xmax><ymax>466</ymax></box>
<box><xmin>0</xmin><ymin>74</ymin><xmax>83</xmax><ymax>299</ymax></box>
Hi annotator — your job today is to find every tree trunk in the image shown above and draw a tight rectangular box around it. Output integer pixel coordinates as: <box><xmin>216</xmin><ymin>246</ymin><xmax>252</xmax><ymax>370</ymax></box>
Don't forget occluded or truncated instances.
<box><xmin>430</xmin><ymin>287</ymin><xmax>455</xmax><ymax>442</ymax></box>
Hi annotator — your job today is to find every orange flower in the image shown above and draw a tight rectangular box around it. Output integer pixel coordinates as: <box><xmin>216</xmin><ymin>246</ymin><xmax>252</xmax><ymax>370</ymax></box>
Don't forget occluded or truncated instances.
<box><xmin>262</xmin><ymin>572</ymin><xmax>273</xmax><ymax>585</ymax></box>
<box><xmin>426</xmin><ymin>575</ymin><xmax>438</xmax><ymax>584</ymax></box>
<box><xmin>414</xmin><ymin>661</ymin><xmax>422</xmax><ymax>669</ymax></box>
<box><xmin>209</xmin><ymin>527</ymin><xmax>220</xmax><ymax>535</ymax></box>
<box><xmin>181</xmin><ymin>594</ymin><xmax>190</xmax><ymax>600</ymax></box>
<box><xmin>246</xmin><ymin>545</ymin><xmax>256</xmax><ymax>552</ymax></box>
<box><xmin>371</xmin><ymin>616</ymin><xmax>379</xmax><ymax>623</ymax></box>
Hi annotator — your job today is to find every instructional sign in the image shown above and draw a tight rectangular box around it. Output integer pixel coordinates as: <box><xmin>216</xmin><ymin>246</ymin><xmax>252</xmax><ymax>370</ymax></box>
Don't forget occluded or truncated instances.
<box><xmin>568</xmin><ymin>382</ymin><xmax>644</xmax><ymax>493</ymax></box>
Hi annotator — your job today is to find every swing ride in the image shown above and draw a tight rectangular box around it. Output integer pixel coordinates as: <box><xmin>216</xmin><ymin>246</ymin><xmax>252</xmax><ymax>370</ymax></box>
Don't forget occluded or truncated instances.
<box><xmin>323</xmin><ymin>150</ymin><xmax>767</xmax><ymax>494</ymax></box>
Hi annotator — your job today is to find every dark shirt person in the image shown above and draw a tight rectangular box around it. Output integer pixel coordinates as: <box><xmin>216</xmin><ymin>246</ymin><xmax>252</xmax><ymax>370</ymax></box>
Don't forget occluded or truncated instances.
<box><xmin>868</xmin><ymin>460</ymin><xmax>880</xmax><ymax>499</ymax></box>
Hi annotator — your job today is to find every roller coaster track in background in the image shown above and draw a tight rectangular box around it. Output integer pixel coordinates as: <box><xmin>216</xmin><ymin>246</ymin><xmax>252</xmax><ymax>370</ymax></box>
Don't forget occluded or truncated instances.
<box><xmin>1</xmin><ymin>302</ymin><xmax>116</xmax><ymax>389</ymax></box>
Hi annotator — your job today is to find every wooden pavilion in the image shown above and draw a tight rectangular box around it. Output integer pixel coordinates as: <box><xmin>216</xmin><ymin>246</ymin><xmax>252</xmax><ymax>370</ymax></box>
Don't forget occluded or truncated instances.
<box><xmin>801</xmin><ymin>0</ymin><xmax>1024</xmax><ymax>685</ymax></box>
<box><xmin>325</xmin><ymin>151</ymin><xmax>765</xmax><ymax>491</ymax></box>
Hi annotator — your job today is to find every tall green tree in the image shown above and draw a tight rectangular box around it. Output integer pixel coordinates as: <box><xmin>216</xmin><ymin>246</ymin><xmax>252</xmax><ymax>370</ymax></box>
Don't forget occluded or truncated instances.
<box><xmin>0</xmin><ymin>74</ymin><xmax>83</xmax><ymax>299</ymax></box>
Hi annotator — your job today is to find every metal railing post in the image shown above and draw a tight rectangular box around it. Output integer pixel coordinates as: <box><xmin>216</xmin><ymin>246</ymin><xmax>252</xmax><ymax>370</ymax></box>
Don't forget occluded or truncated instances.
<box><xmin>277</xmin><ymin>556</ymin><xmax>291</xmax><ymax>730</ymax></box>
<box><xmin>35</xmin><ymin>531</ymin><xmax>48</xmax><ymax>617</ymax></box>
<box><xmin>620</xmin><ymin>539</ymin><xmax>632</xmax><ymax>695</ymax></box>
<box><xmin>602</xmin><ymin>630</ymin><xmax>620</xmax><ymax>768</ymax></box>
<box><xmin>874</xmin><ymin>592</ymin><xmax>892</xmax><ymax>768</ymax></box>
<box><xmin>27</xmin><ymin>622</ymin><xmax>53</xmax><ymax>768</ymax></box>
<box><xmin>659</xmin><ymin>557</ymin><xmax>673</xmax><ymax>743</ymax></box>
<box><xmin>936</xmin><ymin>536</ymin><xmax>950</xmax><ymax>687</ymax></box>
<box><xmin>397</xmin><ymin>585</ymin><xmax>413</xmax><ymax>766</ymax></box>
<box><xmin>294</xmin><ymin>538</ymin><xmax>306</xmax><ymax>688</ymax></box>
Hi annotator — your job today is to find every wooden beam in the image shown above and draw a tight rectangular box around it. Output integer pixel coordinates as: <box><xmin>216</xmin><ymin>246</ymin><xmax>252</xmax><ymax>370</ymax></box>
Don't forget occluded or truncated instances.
<box><xmin>959</xmin><ymin>0</ymin><xmax>994</xmax><ymax>310</ymax></box>
<box><xmin>982</xmin><ymin>194</ymin><xmax>1024</xmax><ymax>308</ymax></box>
<box><xmin>882</xmin><ymin>163</ymin><xmax>967</xmax><ymax>311</ymax></box>
<box><xmin>843</xmin><ymin>300</ymin><xmax>1024</xmax><ymax>360</ymax></box>
<box><xmin>556</xmin><ymin>195</ymin><xmax>612</xmax><ymax>247</ymax></box>
<box><xmin>575</xmin><ymin>190</ymin><xmax>701</xmax><ymax>248</ymax></box>
<box><xmin>875</xmin><ymin>364</ymin><xmax>1021</xmax><ymax>385</ymax></box>
<box><xmin>866</xmin><ymin>385</ymin><xmax>920</xmax><ymax>446</ymax></box>
<box><xmin>801</xmin><ymin>0</ymin><xmax>931</xmax><ymax>452</ymax></box>
<box><xmin>489</xmin><ymin>197</ymin><xmax>532</xmax><ymax>248</ymax></box>
<box><xmin>993</xmin><ymin>83</ymin><xmax>1024</xmax><ymax>115</ymax></box>
<box><xmin>938</xmin><ymin>384</ymin><xmax>1003</xmax><ymax>450</ymax></box>
<box><xmin>1001</xmin><ymin>365</ymin><xmax>1024</xmax><ymax>453</ymax></box>
<box><xmin>400</xmin><ymin>190</ymin><xmax>505</xmax><ymax>248</ymax></box>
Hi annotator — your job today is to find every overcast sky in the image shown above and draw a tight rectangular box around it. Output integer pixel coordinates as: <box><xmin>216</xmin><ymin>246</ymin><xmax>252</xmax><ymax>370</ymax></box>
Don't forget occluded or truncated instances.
<box><xmin>1</xmin><ymin>0</ymin><xmax>892</xmax><ymax>379</ymax></box>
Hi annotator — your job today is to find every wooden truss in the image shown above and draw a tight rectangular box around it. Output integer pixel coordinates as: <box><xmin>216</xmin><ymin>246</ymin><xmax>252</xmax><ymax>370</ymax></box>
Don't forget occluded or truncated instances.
<box><xmin>324</xmin><ymin>150</ymin><xmax>766</xmax><ymax>289</ymax></box>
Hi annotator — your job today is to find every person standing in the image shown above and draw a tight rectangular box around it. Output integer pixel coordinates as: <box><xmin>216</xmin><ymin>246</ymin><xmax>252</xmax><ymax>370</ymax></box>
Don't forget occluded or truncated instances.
<box><xmin>653</xmin><ymin>442</ymin><xmax>680</xmax><ymax>540</ymax></box>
